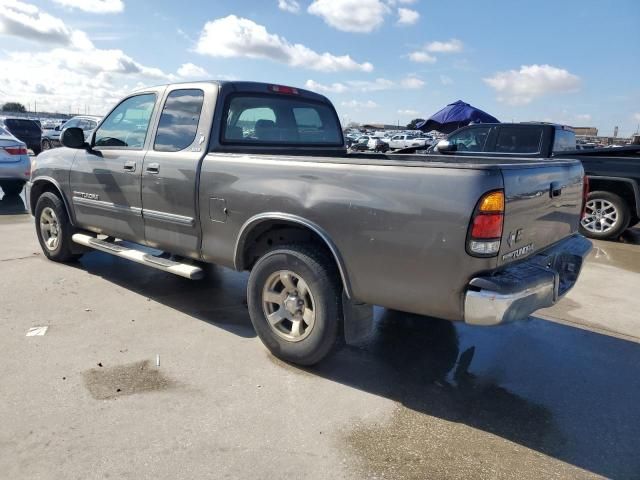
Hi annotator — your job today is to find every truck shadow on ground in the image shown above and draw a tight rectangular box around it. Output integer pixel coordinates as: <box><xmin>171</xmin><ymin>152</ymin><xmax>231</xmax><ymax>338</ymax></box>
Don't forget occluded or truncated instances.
<box><xmin>310</xmin><ymin>310</ymin><xmax>640</xmax><ymax>479</ymax></box>
<box><xmin>72</xmin><ymin>249</ymin><xmax>639</xmax><ymax>478</ymax></box>
<box><xmin>74</xmin><ymin>251</ymin><xmax>256</xmax><ymax>338</ymax></box>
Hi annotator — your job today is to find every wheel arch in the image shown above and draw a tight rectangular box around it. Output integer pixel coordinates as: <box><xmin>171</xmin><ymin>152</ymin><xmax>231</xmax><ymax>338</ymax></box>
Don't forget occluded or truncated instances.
<box><xmin>29</xmin><ymin>177</ymin><xmax>75</xmax><ymax>225</ymax></box>
<box><xmin>234</xmin><ymin>213</ymin><xmax>353</xmax><ymax>298</ymax></box>
<box><xmin>587</xmin><ymin>176</ymin><xmax>640</xmax><ymax>217</ymax></box>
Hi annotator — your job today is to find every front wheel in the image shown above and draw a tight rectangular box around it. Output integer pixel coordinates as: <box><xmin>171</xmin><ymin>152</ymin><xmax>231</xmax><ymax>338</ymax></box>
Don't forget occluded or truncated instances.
<box><xmin>42</xmin><ymin>139</ymin><xmax>52</xmax><ymax>151</ymax></box>
<box><xmin>247</xmin><ymin>245</ymin><xmax>343</xmax><ymax>366</ymax></box>
<box><xmin>35</xmin><ymin>192</ymin><xmax>79</xmax><ymax>262</ymax></box>
<box><xmin>580</xmin><ymin>191</ymin><xmax>630</xmax><ymax>240</ymax></box>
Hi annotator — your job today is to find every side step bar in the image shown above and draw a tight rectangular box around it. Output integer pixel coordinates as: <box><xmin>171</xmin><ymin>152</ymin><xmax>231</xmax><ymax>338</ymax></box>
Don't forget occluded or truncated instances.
<box><xmin>72</xmin><ymin>233</ymin><xmax>204</xmax><ymax>280</ymax></box>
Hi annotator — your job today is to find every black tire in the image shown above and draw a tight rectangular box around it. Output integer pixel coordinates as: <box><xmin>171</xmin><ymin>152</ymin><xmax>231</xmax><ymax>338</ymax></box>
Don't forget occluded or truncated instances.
<box><xmin>34</xmin><ymin>192</ymin><xmax>79</xmax><ymax>262</ymax></box>
<box><xmin>247</xmin><ymin>244</ymin><xmax>343</xmax><ymax>366</ymax></box>
<box><xmin>42</xmin><ymin>139</ymin><xmax>52</xmax><ymax>151</ymax></box>
<box><xmin>0</xmin><ymin>180</ymin><xmax>25</xmax><ymax>196</ymax></box>
<box><xmin>580</xmin><ymin>190</ymin><xmax>630</xmax><ymax>240</ymax></box>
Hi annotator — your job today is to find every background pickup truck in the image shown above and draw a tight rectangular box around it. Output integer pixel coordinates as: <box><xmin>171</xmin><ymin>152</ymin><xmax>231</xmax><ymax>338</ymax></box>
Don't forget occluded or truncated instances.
<box><xmin>27</xmin><ymin>81</ymin><xmax>591</xmax><ymax>365</ymax></box>
<box><xmin>428</xmin><ymin>122</ymin><xmax>640</xmax><ymax>240</ymax></box>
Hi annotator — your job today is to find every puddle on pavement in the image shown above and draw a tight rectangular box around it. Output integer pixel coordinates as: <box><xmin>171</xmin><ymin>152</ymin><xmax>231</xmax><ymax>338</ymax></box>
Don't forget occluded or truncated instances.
<box><xmin>83</xmin><ymin>360</ymin><xmax>174</xmax><ymax>400</ymax></box>
<box><xmin>343</xmin><ymin>402</ymin><xmax>591</xmax><ymax>480</ymax></box>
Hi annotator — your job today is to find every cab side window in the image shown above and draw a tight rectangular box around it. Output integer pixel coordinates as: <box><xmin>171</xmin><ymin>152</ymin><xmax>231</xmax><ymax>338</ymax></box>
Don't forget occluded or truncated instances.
<box><xmin>94</xmin><ymin>93</ymin><xmax>156</xmax><ymax>149</ymax></box>
<box><xmin>448</xmin><ymin>126</ymin><xmax>491</xmax><ymax>152</ymax></box>
<box><xmin>154</xmin><ymin>89</ymin><xmax>205</xmax><ymax>152</ymax></box>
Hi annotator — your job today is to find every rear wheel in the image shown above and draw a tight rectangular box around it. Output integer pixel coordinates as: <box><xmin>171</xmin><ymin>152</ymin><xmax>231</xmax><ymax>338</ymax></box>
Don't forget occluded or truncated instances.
<box><xmin>0</xmin><ymin>180</ymin><xmax>25</xmax><ymax>196</ymax></box>
<box><xmin>42</xmin><ymin>139</ymin><xmax>52</xmax><ymax>151</ymax></box>
<box><xmin>580</xmin><ymin>191</ymin><xmax>630</xmax><ymax>240</ymax></box>
<box><xmin>247</xmin><ymin>244</ymin><xmax>343</xmax><ymax>366</ymax></box>
<box><xmin>35</xmin><ymin>192</ymin><xmax>79</xmax><ymax>262</ymax></box>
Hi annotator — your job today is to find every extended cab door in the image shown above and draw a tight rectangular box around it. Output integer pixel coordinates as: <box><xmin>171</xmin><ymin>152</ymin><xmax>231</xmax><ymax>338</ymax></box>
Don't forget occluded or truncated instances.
<box><xmin>140</xmin><ymin>83</ymin><xmax>217</xmax><ymax>257</ymax></box>
<box><xmin>69</xmin><ymin>89</ymin><xmax>163</xmax><ymax>243</ymax></box>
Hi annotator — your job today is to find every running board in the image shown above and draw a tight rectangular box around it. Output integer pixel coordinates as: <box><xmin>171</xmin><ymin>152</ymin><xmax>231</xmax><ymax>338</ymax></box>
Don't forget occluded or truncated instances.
<box><xmin>72</xmin><ymin>233</ymin><xmax>204</xmax><ymax>280</ymax></box>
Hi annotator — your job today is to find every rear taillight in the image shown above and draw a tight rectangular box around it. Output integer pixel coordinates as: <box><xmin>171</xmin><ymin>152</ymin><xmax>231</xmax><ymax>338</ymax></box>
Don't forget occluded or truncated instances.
<box><xmin>467</xmin><ymin>190</ymin><xmax>505</xmax><ymax>257</ymax></box>
<box><xmin>3</xmin><ymin>146</ymin><xmax>28</xmax><ymax>155</ymax></box>
<box><xmin>581</xmin><ymin>176</ymin><xmax>589</xmax><ymax>218</ymax></box>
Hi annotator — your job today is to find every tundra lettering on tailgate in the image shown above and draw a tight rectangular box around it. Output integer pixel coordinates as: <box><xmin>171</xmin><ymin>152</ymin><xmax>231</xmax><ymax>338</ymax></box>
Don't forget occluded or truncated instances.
<box><xmin>502</xmin><ymin>243</ymin><xmax>535</xmax><ymax>261</ymax></box>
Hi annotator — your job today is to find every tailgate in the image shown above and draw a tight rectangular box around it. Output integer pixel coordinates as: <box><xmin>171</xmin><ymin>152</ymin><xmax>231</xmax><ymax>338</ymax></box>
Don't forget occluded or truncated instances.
<box><xmin>498</xmin><ymin>161</ymin><xmax>584</xmax><ymax>267</ymax></box>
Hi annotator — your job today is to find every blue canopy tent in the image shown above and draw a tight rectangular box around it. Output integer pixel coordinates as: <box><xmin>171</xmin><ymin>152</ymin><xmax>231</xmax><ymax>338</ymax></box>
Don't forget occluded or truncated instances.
<box><xmin>417</xmin><ymin>100</ymin><xmax>499</xmax><ymax>134</ymax></box>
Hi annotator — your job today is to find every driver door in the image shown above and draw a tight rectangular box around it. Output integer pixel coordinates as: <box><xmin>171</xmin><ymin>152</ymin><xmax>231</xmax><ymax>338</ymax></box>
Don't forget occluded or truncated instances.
<box><xmin>69</xmin><ymin>89</ymin><xmax>164</xmax><ymax>243</ymax></box>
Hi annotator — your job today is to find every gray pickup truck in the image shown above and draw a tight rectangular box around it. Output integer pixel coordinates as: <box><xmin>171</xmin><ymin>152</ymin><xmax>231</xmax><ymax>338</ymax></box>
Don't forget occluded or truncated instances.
<box><xmin>27</xmin><ymin>81</ymin><xmax>591</xmax><ymax>365</ymax></box>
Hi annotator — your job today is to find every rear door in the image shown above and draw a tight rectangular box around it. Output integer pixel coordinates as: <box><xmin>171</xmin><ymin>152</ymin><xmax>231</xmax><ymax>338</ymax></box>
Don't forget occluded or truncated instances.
<box><xmin>140</xmin><ymin>83</ymin><xmax>217</xmax><ymax>257</ymax></box>
<box><xmin>498</xmin><ymin>161</ymin><xmax>585</xmax><ymax>267</ymax></box>
<box><xmin>70</xmin><ymin>90</ymin><xmax>162</xmax><ymax>243</ymax></box>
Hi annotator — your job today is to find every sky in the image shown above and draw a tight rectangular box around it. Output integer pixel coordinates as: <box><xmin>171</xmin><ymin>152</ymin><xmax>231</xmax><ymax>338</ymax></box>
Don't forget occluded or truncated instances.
<box><xmin>0</xmin><ymin>0</ymin><xmax>639</xmax><ymax>136</ymax></box>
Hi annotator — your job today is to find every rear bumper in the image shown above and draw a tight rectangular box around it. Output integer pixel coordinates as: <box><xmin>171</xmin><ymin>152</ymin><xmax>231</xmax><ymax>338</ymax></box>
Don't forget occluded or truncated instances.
<box><xmin>0</xmin><ymin>156</ymin><xmax>30</xmax><ymax>181</ymax></box>
<box><xmin>464</xmin><ymin>234</ymin><xmax>592</xmax><ymax>326</ymax></box>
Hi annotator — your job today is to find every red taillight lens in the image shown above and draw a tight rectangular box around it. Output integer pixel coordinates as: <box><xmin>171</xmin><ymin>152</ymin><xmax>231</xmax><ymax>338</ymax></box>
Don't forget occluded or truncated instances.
<box><xmin>3</xmin><ymin>146</ymin><xmax>28</xmax><ymax>155</ymax></box>
<box><xmin>467</xmin><ymin>190</ymin><xmax>505</xmax><ymax>257</ymax></box>
<box><xmin>471</xmin><ymin>214</ymin><xmax>503</xmax><ymax>238</ymax></box>
<box><xmin>581</xmin><ymin>176</ymin><xmax>589</xmax><ymax>218</ymax></box>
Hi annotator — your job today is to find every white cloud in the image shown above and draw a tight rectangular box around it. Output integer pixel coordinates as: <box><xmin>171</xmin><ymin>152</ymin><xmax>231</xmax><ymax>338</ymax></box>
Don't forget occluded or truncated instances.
<box><xmin>397</xmin><ymin>109</ymin><xmax>419</xmax><ymax>116</ymax></box>
<box><xmin>484</xmin><ymin>64</ymin><xmax>581</xmax><ymax>105</ymax></box>
<box><xmin>304</xmin><ymin>80</ymin><xmax>348</xmax><ymax>93</ymax></box>
<box><xmin>439</xmin><ymin>74</ymin><xmax>453</xmax><ymax>85</ymax></box>
<box><xmin>401</xmin><ymin>76</ymin><xmax>425</xmax><ymax>89</ymax></box>
<box><xmin>397</xmin><ymin>8</ymin><xmax>419</xmax><ymax>25</ymax></box>
<box><xmin>306</xmin><ymin>76</ymin><xmax>424</xmax><ymax>94</ymax></box>
<box><xmin>308</xmin><ymin>0</ymin><xmax>390</xmax><ymax>33</ymax></box>
<box><xmin>277</xmin><ymin>0</ymin><xmax>300</xmax><ymax>13</ymax></box>
<box><xmin>425</xmin><ymin>39</ymin><xmax>463</xmax><ymax>53</ymax></box>
<box><xmin>177</xmin><ymin>63</ymin><xmax>209</xmax><ymax>79</ymax></box>
<box><xmin>633</xmin><ymin>113</ymin><xmax>640</xmax><ymax>122</ymax></box>
<box><xmin>0</xmin><ymin>0</ymin><xmax>92</xmax><ymax>48</ymax></box>
<box><xmin>195</xmin><ymin>15</ymin><xmax>373</xmax><ymax>72</ymax></box>
<box><xmin>408</xmin><ymin>51</ymin><xmax>436</xmax><ymax>63</ymax></box>
<box><xmin>0</xmin><ymin>1</ymin><xmax>207</xmax><ymax>114</ymax></box>
<box><xmin>52</xmin><ymin>0</ymin><xmax>124</xmax><ymax>13</ymax></box>
<box><xmin>341</xmin><ymin>100</ymin><xmax>378</xmax><ymax>108</ymax></box>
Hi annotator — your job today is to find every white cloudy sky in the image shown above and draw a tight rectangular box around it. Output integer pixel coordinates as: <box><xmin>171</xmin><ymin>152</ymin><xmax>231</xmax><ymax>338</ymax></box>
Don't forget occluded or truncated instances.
<box><xmin>0</xmin><ymin>0</ymin><xmax>639</xmax><ymax>135</ymax></box>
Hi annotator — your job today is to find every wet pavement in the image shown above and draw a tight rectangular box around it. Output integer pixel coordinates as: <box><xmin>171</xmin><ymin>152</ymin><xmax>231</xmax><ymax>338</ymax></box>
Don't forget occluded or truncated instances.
<box><xmin>1</xmin><ymin>187</ymin><xmax>639</xmax><ymax>479</ymax></box>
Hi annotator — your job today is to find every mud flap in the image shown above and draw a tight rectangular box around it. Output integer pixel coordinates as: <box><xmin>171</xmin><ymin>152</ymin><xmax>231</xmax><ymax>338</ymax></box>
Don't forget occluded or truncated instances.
<box><xmin>342</xmin><ymin>292</ymin><xmax>374</xmax><ymax>345</ymax></box>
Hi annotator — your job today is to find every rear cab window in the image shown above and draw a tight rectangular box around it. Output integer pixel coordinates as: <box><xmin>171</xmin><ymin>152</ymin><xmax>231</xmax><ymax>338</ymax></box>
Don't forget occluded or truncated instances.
<box><xmin>221</xmin><ymin>94</ymin><xmax>342</xmax><ymax>146</ymax></box>
<box><xmin>552</xmin><ymin>129</ymin><xmax>577</xmax><ymax>152</ymax></box>
<box><xmin>448</xmin><ymin>126</ymin><xmax>491</xmax><ymax>152</ymax></box>
<box><xmin>494</xmin><ymin>126</ymin><xmax>543</xmax><ymax>154</ymax></box>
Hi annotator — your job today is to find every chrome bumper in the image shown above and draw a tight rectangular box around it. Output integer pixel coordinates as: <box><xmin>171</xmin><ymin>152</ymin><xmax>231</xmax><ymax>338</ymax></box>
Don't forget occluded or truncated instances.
<box><xmin>464</xmin><ymin>234</ymin><xmax>592</xmax><ymax>326</ymax></box>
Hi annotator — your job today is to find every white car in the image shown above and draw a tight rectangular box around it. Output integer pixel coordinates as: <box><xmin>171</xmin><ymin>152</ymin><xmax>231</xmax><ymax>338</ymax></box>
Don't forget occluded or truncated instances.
<box><xmin>0</xmin><ymin>126</ymin><xmax>30</xmax><ymax>195</ymax></box>
<box><xmin>388</xmin><ymin>134</ymin><xmax>428</xmax><ymax>150</ymax></box>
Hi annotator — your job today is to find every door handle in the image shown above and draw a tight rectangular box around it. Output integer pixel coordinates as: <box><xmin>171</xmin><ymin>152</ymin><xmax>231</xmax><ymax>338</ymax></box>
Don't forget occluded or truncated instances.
<box><xmin>146</xmin><ymin>163</ymin><xmax>160</xmax><ymax>174</ymax></box>
<box><xmin>123</xmin><ymin>161</ymin><xmax>136</xmax><ymax>172</ymax></box>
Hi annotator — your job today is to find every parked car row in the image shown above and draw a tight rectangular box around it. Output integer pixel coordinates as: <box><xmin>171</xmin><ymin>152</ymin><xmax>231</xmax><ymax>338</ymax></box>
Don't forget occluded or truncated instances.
<box><xmin>0</xmin><ymin>115</ymin><xmax>101</xmax><ymax>196</ymax></box>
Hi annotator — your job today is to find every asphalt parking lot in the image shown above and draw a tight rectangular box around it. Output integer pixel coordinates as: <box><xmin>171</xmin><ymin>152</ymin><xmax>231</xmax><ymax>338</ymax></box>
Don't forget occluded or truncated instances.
<box><xmin>1</xmin><ymin>189</ymin><xmax>639</xmax><ymax>479</ymax></box>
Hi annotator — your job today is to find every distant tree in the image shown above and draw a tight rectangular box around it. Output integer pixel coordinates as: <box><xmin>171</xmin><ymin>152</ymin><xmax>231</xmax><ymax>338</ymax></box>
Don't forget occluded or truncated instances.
<box><xmin>2</xmin><ymin>102</ymin><xmax>26</xmax><ymax>113</ymax></box>
<box><xmin>406</xmin><ymin>118</ymin><xmax>425</xmax><ymax>130</ymax></box>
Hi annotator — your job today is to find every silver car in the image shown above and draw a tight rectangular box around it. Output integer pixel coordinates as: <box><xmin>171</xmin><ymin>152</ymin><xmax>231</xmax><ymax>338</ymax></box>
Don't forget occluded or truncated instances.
<box><xmin>0</xmin><ymin>126</ymin><xmax>30</xmax><ymax>195</ymax></box>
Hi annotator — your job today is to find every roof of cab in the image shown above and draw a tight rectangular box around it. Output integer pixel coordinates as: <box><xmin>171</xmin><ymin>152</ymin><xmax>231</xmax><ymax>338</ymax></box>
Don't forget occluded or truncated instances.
<box><xmin>133</xmin><ymin>80</ymin><xmax>330</xmax><ymax>103</ymax></box>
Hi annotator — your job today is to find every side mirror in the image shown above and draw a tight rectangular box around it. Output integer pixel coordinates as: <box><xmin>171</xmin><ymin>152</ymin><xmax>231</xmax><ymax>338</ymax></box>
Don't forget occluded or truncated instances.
<box><xmin>436</xmin><ymin>139</ymin><xmax>457</xmax><ymax>153</ymax></box>
<box><xmin>61</xmin><ymin>127</ymin><xmax>87</xmax><ymax>149</ymax></box>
